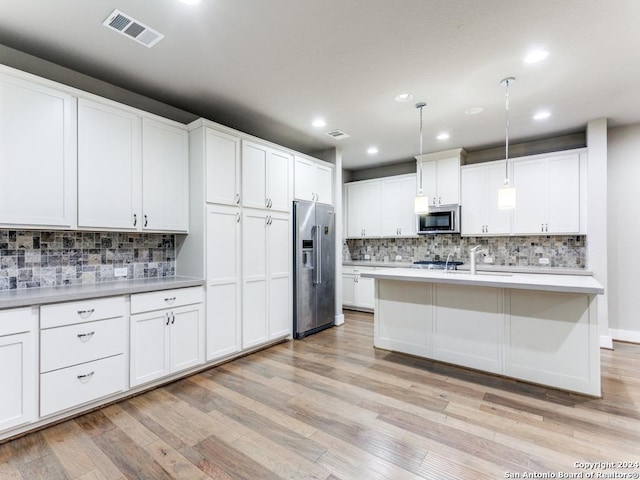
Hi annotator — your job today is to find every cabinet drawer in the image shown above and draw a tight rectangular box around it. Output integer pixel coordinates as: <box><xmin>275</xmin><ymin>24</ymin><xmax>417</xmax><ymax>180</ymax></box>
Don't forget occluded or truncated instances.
<box><xmin>41</xmin><ymin>296</ymin><xmax>126</xmax><ymax>329</ymax></box>
<box><xmin>0</xmin><ymin>307</ymin><xmax>37</xmax><ymax>336</ymax></box>
<box><xmin>40</xmin><ymin>316</ymin><xmax>126</xmax><ymax>373</ymax></box>
<box><xmin>40</xmin><ymin>354</ymin><xmax>126</xmax><ymax>417</ymax></box>
<box><xmin>130</xmin><ymin>286</ymin><xmax>204</xmax><ymax>314</ymax></box>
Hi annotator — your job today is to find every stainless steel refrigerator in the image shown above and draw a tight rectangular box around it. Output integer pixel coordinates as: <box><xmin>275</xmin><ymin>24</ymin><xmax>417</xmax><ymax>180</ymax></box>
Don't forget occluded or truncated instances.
<box><xmin>293</xmin><ymin>200</ymin><xmax>336</xmax><ymax>339</ymax></box>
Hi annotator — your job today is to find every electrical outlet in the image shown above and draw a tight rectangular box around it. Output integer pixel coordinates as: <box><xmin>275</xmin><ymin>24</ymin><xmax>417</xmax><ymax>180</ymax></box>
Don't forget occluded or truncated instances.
<box><xmin>364</xmin><ymin>254</ymin><xmax>371</xmax><ymax>260</ymax></box>
<box><xmin>395</xmin><ymin>255</ymin><xmax>402</xmax><ymax>261</ymax></box>
<box><xmin>484</xmin><ymin>256</ymin><xmax>494</xmax><ymax>264</ymax></box>
<box><xmin>114</xmin><ymin>267</ymin><xmax>128</xmax><ymax>277</ymax></box>
<box><xmin>539</xmin><ymin>257</ymin><xmax>550</xmax><ymax>265</ymax></box>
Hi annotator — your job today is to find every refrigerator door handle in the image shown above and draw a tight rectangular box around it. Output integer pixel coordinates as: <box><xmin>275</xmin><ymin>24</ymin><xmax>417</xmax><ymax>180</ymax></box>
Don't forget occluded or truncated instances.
<box><xmin>315</xmin><ymin>224</ymin><xmax>322</xmax><ymax>285</ymax></box>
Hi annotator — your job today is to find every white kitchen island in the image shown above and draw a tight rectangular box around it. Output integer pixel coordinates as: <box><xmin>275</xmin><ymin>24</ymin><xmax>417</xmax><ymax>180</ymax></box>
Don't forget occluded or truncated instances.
<box><xmin>360</xmin><ymin>268</ymin><xmax>604</xmax><ymax>396</ymax></box>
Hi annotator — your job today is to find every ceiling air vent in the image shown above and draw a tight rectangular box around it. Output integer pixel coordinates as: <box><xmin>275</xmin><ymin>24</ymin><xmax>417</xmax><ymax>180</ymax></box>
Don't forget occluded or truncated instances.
<box><xmin>326</xmin><ymin>129</ymin><xmax>350</xmax><ymax>140</ymax></box>
<box><xmin>102</xmin><ymin>9</ymin><xmax>164</xmax><ymax>48</ymax></box>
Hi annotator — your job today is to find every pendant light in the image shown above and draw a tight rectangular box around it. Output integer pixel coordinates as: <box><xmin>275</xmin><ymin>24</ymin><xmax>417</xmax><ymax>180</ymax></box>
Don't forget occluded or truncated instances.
<box><xmin>498</xmin><ymin>77</ymin><xmax>516</xmax><ymax>209</ymax></box>
<box><xmin>414</xmin><ymin>102</ymin><xmax>430</xmax><ymax>214</ymax></box>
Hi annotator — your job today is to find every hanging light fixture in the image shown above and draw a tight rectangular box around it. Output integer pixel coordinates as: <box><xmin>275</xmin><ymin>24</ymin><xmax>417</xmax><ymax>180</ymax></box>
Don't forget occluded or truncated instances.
<box><xmin>414</xmin><ymin>102</ymin><xmax>430</xmax><ymax>214</ymax></box>
<box><xmin>498</xmin><ymin>77</ymin><xmax>516</xmax><ymax>209</ymax></box>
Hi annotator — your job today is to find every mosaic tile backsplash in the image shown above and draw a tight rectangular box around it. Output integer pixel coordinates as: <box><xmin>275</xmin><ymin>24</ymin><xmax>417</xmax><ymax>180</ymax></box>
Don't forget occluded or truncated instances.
<box><xmin>0</xmin><ymin>230</ymin><xmax>175</xmax><ymax>290</ymax></box>
<box><xmin>344</xmin><ymin>235</ymin><xmax>586</xmax><ymax>268</ymax></box>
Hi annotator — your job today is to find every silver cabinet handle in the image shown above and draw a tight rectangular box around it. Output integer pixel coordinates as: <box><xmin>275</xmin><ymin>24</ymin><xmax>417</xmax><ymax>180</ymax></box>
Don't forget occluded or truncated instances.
<box><xmin>236</xmin><ymin>212</ymin><xmax>241</xmax><ymax>223</ymax></box>
<box><xmin>171</xmin><ymin>312</ymin><xmax>175</xmax><ymax>325</ymax></box>
<box><xmin>77</xmin><ymin>331</ymin><xmax>95</xmax><ymax>342</ymax></box>
<box><xmin>133</xmin><ymin>213</ymin><xmax>137</xmax><ymax>226</ymax></box>
<box><xmin>432</xmin><ymin>197</ymin><xmax>436</xmax><ymax>205</ymax></box>
<box><xmin>144</xmin><ymin>214</ymin><xmax>148</xmax><ymax>227</ymax></box>
<box><xmin>77</xmin><ymin>309</ymin><xmax>95</xmax><ymax>318</ymax></box>
<box><xmin>438</xmin><ymin>196</ymin><xmax>442</xmax><ymax>205</ymax></box>
<box><xmin>235</xmin><ymin>193</ymin><xmax>240</xmax><ymax>204</ymax></box>
<box><xmin>77</xmin><ymin>371</ymin><xmax>95</xmax><ymax>383</ymax></box>
<box><xmin>166</xmin><ymin>312</ymin><xmax>171</xmax><ymax>325</ymax></box>
<box><xmin>164</xmin><ymin>296</ymin><xmax>176</xmax><ymax>304</ymax></box>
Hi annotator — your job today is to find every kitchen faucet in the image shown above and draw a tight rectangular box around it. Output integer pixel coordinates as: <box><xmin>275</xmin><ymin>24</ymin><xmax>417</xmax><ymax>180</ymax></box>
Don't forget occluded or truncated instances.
<box><xmin>469</xmin><ymin>245</ymin><xmax>482</xmax><ymax>275</ymax></box>
<box><xmin>444</xmin><ymin>252</ymin><xmax>453</xmax><ymax>273</ymax></box>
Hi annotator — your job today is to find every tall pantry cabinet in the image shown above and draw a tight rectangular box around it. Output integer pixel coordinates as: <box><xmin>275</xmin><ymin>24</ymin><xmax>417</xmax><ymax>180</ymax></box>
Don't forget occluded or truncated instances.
<box><xmin>176</xmin><ymin>120</ymin><xmax>293</xmax><ymax>362</ymax></box>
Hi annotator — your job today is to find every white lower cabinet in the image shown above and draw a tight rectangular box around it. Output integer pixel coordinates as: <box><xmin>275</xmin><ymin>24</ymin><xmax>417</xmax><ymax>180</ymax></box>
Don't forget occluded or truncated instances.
<box><xmin>342</xmin><ymin>266</ymin><xmax>375</xmax><ymax>311</ymax></box>
<box><xmin>39</xmin><ymin>297</ymin><xmax>127</xmax><ymax>417</ymax></box>
<box><xmin>0</xmin><ymin>308</ymin><xmax>37</xmax><ymax>434</ymax></box>
<box><xmin>130</xmin><ymin>287</ymin><xmax>205</xmax><ymax>387</ymax></box>
<box><xmin>242</xmin><ymin>209</ymin><xmax>291</xmax><ymax>349</ymax></box>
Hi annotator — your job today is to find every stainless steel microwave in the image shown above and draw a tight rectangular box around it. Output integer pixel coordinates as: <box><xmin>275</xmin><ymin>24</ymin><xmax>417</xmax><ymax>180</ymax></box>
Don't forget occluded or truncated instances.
<box><xmin>417</xmin><ymin>205</ymin><xmax>460</xmax><ymax>234</ymax></box>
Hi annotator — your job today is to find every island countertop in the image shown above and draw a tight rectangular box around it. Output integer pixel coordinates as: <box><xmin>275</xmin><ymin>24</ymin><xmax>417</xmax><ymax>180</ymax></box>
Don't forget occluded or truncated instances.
<box><xmin>359</xmin><ymin>267</ymin><xmax>604</xmax><ymax>295</ymax></box>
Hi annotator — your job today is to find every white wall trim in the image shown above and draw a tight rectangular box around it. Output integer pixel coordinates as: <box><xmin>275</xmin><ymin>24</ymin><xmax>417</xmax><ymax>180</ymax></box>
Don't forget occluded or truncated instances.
<box><xmin>609</xmin><ymin>329</ymin><xmax>640</xmax><ymax>345</ymax></box>
<box><xmin>600</xmin><ymin>334</ymin><xmax>613</xmax><ymax>349</ymax></box>
<box><xmin>334</xmin><ymin>313</ymin><xmax>345</xmax><ymax>326</ymax></box>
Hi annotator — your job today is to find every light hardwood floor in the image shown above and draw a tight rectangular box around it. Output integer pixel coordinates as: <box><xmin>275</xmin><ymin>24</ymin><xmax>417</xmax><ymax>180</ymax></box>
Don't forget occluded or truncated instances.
<box><xmin>1</xmin><ymin>310</ymin><xmax>639</xmax><ymax>479</ymax></box>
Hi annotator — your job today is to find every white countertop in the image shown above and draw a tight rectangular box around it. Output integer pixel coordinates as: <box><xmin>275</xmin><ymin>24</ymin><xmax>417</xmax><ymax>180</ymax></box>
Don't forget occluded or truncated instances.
<box><xmin>343</xmin><ymin>260</ymin><xmax>592</xmax><ymax>275</ymax></box>
<box><xmin>0</xmin><ymin>276</ymin><xmax>205</xmax><ymax>310</ymax></box>
<box><xmin>359</xmin><ymin>267</ymin><xmax>604</xmax><ymax>295</ymax></box>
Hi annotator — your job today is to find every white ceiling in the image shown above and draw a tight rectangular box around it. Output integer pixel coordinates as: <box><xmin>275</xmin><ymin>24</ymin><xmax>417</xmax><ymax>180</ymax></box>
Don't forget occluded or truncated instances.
<box><xmin>1</xmin><ymin>0</ymin><xmax>639</xmax><ymax>170</ymax></box>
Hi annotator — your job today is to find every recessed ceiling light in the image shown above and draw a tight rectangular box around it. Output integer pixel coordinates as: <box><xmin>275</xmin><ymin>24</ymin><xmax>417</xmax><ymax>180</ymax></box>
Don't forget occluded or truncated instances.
<box><xmin>465</xmin><ymin>107</ymin><xmax>484</xmax><ymax>115</ymax></box>
<box><xmin>367</xmin><ymin>147</ymin><xmax>379</xmax><ymax>155</ymax></box>
<box><xmin>524</xmin><ymin>49</ymin><xmax>549</xmax><ymax>64</ymax></box>
<box><xmin>533</xmin><ymin>111</ymin><xmax>551</xmax><ymax>120</ymax></box>
<box><xmin>395</xmin><ymin>93</ymin><xmax>413</xmax><ymax>102</ymax></box>
<box><xmin>436</xmin><ymin>132</ymin><xmax>450</xmax><ymax>140</ymax></box>
<box><xmin>312</xmin><ymin>119</ymin><xmax>326</xmax><ymax>128</ymax></box>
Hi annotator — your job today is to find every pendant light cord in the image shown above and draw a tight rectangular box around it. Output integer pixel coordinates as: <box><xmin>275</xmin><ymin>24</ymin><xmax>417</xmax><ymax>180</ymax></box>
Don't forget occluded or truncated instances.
<box><xmin>416</xmin><ymin>102</ymin><xmax>426</xmax><ymax>193</ymax></box>
<box><xmin>500</xmin><ymin>77</ymin><xmax>515</xmax><ymax>184</ymax></box>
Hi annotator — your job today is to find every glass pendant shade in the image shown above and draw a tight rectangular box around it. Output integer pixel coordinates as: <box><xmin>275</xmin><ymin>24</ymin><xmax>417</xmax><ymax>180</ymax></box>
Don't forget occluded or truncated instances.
<box><xmin>498</xmin><ymin>180</ymin><xmax>516</xmax><ymax>209</ymax></box>
<box><xmin>414</xmin><ymin>192</ymin><xmax>430</xmax><ymax>214</ymax></box>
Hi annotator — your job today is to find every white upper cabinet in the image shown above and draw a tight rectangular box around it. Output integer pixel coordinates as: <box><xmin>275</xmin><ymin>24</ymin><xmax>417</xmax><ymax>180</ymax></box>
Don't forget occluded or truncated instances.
<box><xmin>461</xmin><ymin>160</ymin><xmax>512</xmax><ymax>236</ymax></box>
<box><xmin>242</xmin><ymin>141</ymin><xmax>292</xmax><ymax>212</ymax></box>
<box><xmin>142</xmin><ymin>117</ymin><xmax>189</xmax><ymax>232</ymax></box>
<box><xmin>78</xmin><ymin>98</ymin><xmax>141</xmax><ymax>230</ymax></box>
<box><xmin>77</xmin><ymin>99</ymin><xmax>188</xmax><ymax>233</ymax></box>
<box><xmin>294</xmin><ymin>155</ymin><xmax>333</xmax><ymax>204</ymax></box>
<box><xmin>205</xmin><ymin>128</ymin><xmax>241</xmax><ymax>206</ymax></box>
<box><xmin>346</xmin><ymin>180</ymin><xmax>381</xmax><ymax>237</ymax></box>
<box><xmin>512</xmin><ymin>151</ymin><xmax>582</xmax><ymax>235</ymax></box>
<box><xmin>380</xmin><ymin>174</ymin><xmax>417</xmax><ymax>236</ymax></box>
<box><xmin>0</xmin><ymin>71</ymin><xmax>77</xmax><ymax>229</ymax></box>
<box><xmin>416</xmin><ymin>148</ymin><xmax>465</xmax><ymax>207</ymax></box>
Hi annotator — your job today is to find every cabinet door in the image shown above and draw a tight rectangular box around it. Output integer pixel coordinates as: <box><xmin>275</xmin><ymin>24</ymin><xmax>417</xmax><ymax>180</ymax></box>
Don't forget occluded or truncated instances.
<box><xmin>130</xmin><ymin>311</ymin><xmax>170</xmax><ymax>387</ymax></box>
<box><xmin>0</xmin><ymin>73</ymin><xmax>76</xmax><ymax>229</ymax></box>
<box><xmin>294</xmin><ymin>156</ymin><xmax>314</xmax><ymax>202</ymax></box>
<box><xmin>483</xmin><ymin>161</ymin><xmax>512</xmax><ymax>235</ymax></box>
<box><xmin>0</xmin><ymin>332</ymin><xmax>34</xmax><ymax>433</ymax></box>
<box><xmin>380</xmin><ymin>178</ymin><xmax>403</xmax><ymax>236</ymax></box>
<box><xmin>512</xmin><ymin>158</ymin><xmax>546</xmax><ymax>234</ymax></box>
<box><xmin>267</xmin><ymin>149</ymin><xmax>292</xmax><ymax>212</ymax></box>
<box><xmin>169</xmin><ymin>304</ymin><xmax>204</xmax><ymax>374</ymax></box>
<box><xmin>242</xmin><ymin>210</ymin><xmax>268</xmax><ymax>348</ymax></box>
<box><xmin>142</xmin><ymin>118</ymin><xmax>189</xmax><ymax>232</ymax></box>
<box><xmin>545</xmin><ymin>154</ymin><xmax>580</xmax><ymax>234</ymax></box>
<box><xmin>356</xmin><ymin>275</ymin><xmax>375</xmax><ymax>310</ymax></box>
<box><xmin>268</xmin><ymin>213</ymin><xmax>291</xmax><ymax>339</ymax></box>
<box><xmin>314</xmin><ymin>163</ymin><xmax>333</xmax><ymax>205</ymax></box>
<box><xmin>420</xmin><ymin>160</ymin><xmax>438</xmax><ymax>206</ymax></box>
<box><xmin>399</xmin><ymin>176</ymin><xmax>417</xmax><ymax>236</ymax></box>
<box><xmin>205</xmin><ymin>129</ymin><xmax>241</xmax><ymax>206</ymax></box>
<box><xmin>242</xmin><ymin>141</ymin><xmax>268</xmax><ymax>209</ymax></box>
<box><xmin>78</xmin><ymin>98</ymin><xmax>141</xmax><ymax>230</ymax></box>
<box><xmin>346</xmin><ymin>182</ymin><xmax>366</xmax><ymax>237</ymax></box>
<box><xmin>437</xmin><ymin>156</ymin><xmax>460</xmax><ymax>205</ymax></box>
<box><xmin>342</xmin><ymin>275</ymin><xmax>357</xmax><ymax>307</ymax></box>
<box><xmin>206</xmin><ymin>204</ymin><xmax>242</xmax><ymax>360</ymax></box>
<box><xmin>460</xmin><ymin>166</ymin><xmax>486</xmax><ymax>235</ymax></box>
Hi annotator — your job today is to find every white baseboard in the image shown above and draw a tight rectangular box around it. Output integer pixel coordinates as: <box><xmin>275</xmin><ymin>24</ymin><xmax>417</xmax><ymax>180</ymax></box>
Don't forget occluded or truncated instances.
<box><xmin>600</xmin><ymin>334</ymin><xmax>613</xmax><ymax>349</ymax></box>
<box><xmin>609</xmin><ymin>328</ymin><xmax>640</xmax><ymax>344</ymax></box>
<box><xmin>334</xmin><ymin>313</ymin><xmax>345</xmax><ymax>326</ymax></box>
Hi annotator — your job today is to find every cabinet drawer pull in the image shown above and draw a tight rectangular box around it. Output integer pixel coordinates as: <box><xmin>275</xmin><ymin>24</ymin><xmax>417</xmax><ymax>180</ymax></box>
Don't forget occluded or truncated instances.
<box><xmin>77</xmin><ymin>309</ymin><xmax>95</xmax><ymax>318</ymax></box>
<box><xmin>164</xmin><ymin>296</ymin><xmax>177</xmax><ymax>304</ymax></box>
<box><xmin>144</xmin><ymin>214</ymin><xmax>149</xmax><ymax>227</ymax></box>
<box><xmin>77</xmin><ymin>331</ymin><xmax>95</xmax><ymax>342</ymax></box>
<box><xmin>77</xmin><ymin>371</ymin><xmax>95</xmax><ymax>383</ymax></box>
<box><xmin>133</xmin><ymin>213</ymin><xmax>137</xmax><ymax>226</ymax></box>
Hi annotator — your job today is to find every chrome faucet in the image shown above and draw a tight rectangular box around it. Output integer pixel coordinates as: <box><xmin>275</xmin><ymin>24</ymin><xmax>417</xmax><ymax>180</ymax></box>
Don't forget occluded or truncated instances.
<box><xmin>444</xmin><ymin>252</ymin><xmax>453</xmax><ymax>273</ymax></box>
<box><xmin>469</xmin><ymin>246</ymin><xmax>482</xmax><ymax>275</ymax></box>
